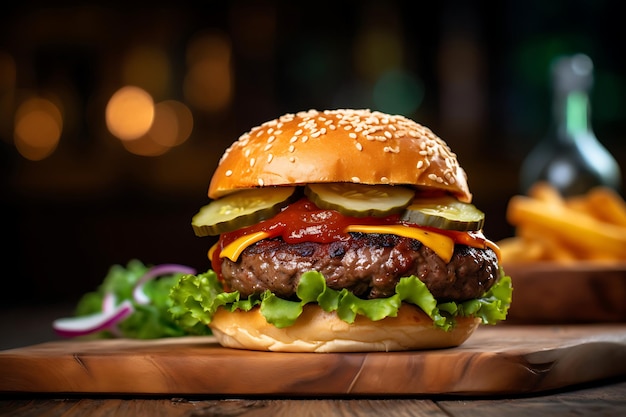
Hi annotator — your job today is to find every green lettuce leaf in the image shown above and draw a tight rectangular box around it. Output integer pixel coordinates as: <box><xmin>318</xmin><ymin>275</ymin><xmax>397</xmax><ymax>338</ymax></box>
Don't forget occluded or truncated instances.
<box><xmin>169</xmin><ymin>268</ymin><xmax>512</xmax><ymax>333</ymax></box>
<box><xmin>74</xmin><ymin>259</ymin><xmax>207</xmax><ymax>339</ymax></box>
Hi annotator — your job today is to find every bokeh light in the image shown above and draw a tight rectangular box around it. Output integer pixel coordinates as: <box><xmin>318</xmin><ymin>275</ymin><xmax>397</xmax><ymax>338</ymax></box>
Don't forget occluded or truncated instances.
<box><xmin>118</xmin><ymin>99</ymin><xmax>193</xmax><ymax>157</ymax></box>
<box><xmin>122</xmin><ymin>45</ymin><xmax>171</xmax><ymax>99</ymax></box>
<box><xmin>120</xmin><ymin>131</ymin><xmax>170</xmax><ymax>157</ymax></box>
<box><xmin>373</xmin><ymin>69</ymin><xmax>423</xmax><ymax>116</ymax></box>
<box><xmin>13</xmin><ymin>97</ymin><xmax>63</xmax><ymax>161</ymax></box>
<box><xmin>183</xmin><ymin>31</ymin><xmax>233</xmax><ymax>113</ymax></box>
<box><xmin>0</xmin><ymin>52</ymin><xmax>17</xmax><ymax>140</ymax></box>
<box><xmin>105</xmin><ymin>86</ymin><xmax>155</xmax><ymax>141</ymax></box>
<box><xmin>0</xmin><ymin>52</ymin><xmax>15</xmax><ymax>90</ymax></box>
<box><xmin>148</xmin><ymin>100</ymin><xmax>194</xmax><ymax>148</ymax></box>
<box><xmin>354</xmin><ymin>29</ymin><xmax>403</xmax><ymax>83</ymax></box>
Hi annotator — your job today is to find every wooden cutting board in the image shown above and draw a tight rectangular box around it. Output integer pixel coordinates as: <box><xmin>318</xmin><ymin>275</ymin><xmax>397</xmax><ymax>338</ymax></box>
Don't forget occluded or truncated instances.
<box><xmin>1</xmin><ymin>325</ymin><xmax>625</xmax><ymax>396</ymax></box>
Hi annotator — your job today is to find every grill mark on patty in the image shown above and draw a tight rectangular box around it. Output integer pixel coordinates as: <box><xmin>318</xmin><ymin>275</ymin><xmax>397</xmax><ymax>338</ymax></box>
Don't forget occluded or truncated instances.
<box><xmin>221</xmin><ymin>233</ymin><xmax>499</xmax><ymax>302</ymax></box>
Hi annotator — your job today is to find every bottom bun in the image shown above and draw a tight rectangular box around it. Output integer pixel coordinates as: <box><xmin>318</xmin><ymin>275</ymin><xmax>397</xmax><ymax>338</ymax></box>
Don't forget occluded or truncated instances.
<box><xmin>209</xmin><ymin>303</ymin><xmax>481</xmax><ymax>352</ymax></box>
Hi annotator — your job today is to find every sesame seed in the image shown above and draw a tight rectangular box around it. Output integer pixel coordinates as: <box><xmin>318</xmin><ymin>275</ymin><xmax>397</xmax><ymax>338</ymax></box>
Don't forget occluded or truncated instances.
<box><xmin>219</xmin><ymin>110</ymin><xmax>463</xmax><ymax>193</ymax></box>
<box><xmin>428</xmin><ymin>173</ymin><xmax>444</xmax><ymax>183</ymax></box>
<box><xmin>258</xmin><ymin>178</ymin><xmax>264</xmax><ymax>186</ymax></box>
<box><xmin>225</xmin><ymin>170</ymin><xmax>233</xmax><ymax>176</ymax></box>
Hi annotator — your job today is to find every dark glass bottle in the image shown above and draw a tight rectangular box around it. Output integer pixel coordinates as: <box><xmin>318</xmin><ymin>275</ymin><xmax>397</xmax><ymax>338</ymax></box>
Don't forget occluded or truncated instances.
<box><xmin>520</xmin><ymin>54</ymin><xmax>622</xmax><ymax>196</ymax></box>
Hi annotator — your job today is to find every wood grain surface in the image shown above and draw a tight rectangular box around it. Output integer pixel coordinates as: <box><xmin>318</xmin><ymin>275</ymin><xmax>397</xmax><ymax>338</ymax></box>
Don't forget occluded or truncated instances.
<box><xmin>1</xmin><ymin>325</ymin><xmax>625</xmax><ymax>396</ymax></box>
<box><xmin>4</xmin><ymin>383</ymin><xmax>624</xmax><ymax>417</ymax></box>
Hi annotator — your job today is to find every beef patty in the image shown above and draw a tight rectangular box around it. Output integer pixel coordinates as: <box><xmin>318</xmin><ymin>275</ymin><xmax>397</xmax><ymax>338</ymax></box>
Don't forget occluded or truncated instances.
<box><xmin>220</xmin><ymin>233</ymin><xmax>500</xmax><ymax>302</ymax></box>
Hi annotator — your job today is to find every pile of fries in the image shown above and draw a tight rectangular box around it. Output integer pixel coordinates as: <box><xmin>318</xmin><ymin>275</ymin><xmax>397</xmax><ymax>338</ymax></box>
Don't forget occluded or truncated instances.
<box><xmin>498</xmin><ymin>182</ymin><xmax>626</xmax><ymax>263</ymax></box>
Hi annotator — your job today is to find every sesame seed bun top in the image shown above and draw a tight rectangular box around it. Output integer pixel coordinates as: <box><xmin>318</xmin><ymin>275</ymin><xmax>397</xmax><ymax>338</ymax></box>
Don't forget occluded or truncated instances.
<box><xmin>209</xmin><ymin>109</ymin><xmax>472</xmax><ymax>202</ymax></box>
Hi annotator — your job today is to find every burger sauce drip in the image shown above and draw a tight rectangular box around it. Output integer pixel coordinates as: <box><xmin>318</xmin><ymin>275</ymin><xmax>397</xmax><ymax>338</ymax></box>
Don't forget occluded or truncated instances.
<box><xmin>211</xmin><ymin>198</ymin><xmax>400</xmax><ymax>280</ymax></box>
<box><xmin>210</xmin><ymin>198</ymin><xmax>501</xmax><ymax>281</ymax></box>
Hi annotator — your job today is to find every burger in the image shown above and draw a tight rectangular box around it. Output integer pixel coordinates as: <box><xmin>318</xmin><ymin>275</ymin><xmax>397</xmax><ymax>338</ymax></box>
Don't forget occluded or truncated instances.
<box><xmin>169</xmin><ymin>109</ymin><xmax>512</xmax><ymax>352</ymax></box>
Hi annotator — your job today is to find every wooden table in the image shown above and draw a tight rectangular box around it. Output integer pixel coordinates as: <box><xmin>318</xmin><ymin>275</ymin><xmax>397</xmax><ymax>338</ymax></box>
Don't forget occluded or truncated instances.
<box><xmin>1</xmin><ymin>379</ymin><xmax>625</xmax><ymax>416</ymax></box>
<box><xmin>2</xmin><ymin>324</ymin><xmax>626</xmax><ymax>416</ymax></box>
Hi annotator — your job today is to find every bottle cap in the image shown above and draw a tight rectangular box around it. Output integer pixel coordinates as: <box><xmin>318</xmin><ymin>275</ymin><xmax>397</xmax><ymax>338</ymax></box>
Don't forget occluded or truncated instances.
<box><xmin>552</xmin><ymin>53</ymin><xmax>593</xmax><ymax>92</ymax></box>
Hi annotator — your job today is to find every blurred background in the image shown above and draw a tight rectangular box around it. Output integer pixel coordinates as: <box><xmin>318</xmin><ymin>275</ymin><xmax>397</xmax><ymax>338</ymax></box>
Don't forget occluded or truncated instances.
<box><xmin>1</xmin><ymin>0</ymin><xmax>625</xmax><ymax>344</ymax></box>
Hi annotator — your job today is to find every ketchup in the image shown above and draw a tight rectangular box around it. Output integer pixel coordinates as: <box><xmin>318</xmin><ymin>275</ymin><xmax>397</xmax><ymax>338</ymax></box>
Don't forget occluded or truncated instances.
<box><xmin>210</xmin><ymin>197</ymin><xmax>500</xmax><ymax>280</ymax></box>
<box><xmin>211</xmin><ymin>198</ymin><xmax>400</xmax><ymax>278</ymax></box>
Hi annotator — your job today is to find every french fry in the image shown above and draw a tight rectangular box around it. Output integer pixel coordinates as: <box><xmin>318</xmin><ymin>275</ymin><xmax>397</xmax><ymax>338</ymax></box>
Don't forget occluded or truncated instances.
<box><xmin>527</xmin><ymin>181</ymin><xmax>565</xmax><ymax>205</ymax></box>
<box><xmin>585</xmin><ymin>187</ymin><xmax>626</xmax><ymax>227</ymax></box>
<box><xmin>506</xmin><ymin>195</ymin><xmax>626</xmax><ymax>261</ymax></box>
<box><xmin>565</xmin><ymin>195</ymin><xmax>592</xmax><ymax>217</ymax></box>
<box><xmin>498</xmin><ymin>236</ymin><xmax>546</xmax><ymax>263</ymax></box>
<box><xmin>565</xmin><ymin>187</ymin><xmax>626</xmax><ymax>227</ymax></box>
<box><xmin>499</xmin><ymin>182</ymin><xmax>626</xmax><ymax>263</ymax></box>
<box><xmin>516</xmin><ymin>224</ymin><xmax>580</xmax><ymax>262</ymax></box>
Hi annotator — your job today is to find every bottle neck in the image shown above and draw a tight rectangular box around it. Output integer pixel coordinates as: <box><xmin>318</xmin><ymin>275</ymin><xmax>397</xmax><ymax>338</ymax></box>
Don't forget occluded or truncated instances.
<box><xmin>553</xmin><ymin>89</ymin><xmax>592</xmax><ymax>143</ymax></box>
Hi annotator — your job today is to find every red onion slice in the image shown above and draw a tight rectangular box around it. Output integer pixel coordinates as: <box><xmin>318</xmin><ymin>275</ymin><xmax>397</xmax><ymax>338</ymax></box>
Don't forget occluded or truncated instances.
<box><xmin>101</xmin><ymin>292</ymin><xmax>124</xmax><ymax>337</ymax></box>
<box><xmin>52</xmin><ymin>300</ymin><xmax>134</xmax><ymax>338</ymax></box>
<box><xmin>102</xmin><ymin>291</ymin><xmax>117</xmax><ymax>313</ymax></box>
<box><xmin>133</xmin><ymin>264</ymin><xmax>197</xmax><ymax>305</ymax></box>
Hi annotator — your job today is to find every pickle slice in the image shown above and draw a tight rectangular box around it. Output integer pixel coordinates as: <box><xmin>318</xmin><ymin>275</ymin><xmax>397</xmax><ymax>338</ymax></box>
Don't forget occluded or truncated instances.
<box><xmin>305</xmin><ymin>183</ymin><xmax>415</xmax><ymax>217</ymax></box>
<box><xmin>192</xmin><ymin>187</ymin><xmax>297</xmax><ymax>236</ymax></box>
<box><xmin>401</xmin><ymin>196</ymin><xmax>485</xmax><ymax>231</ymax></box>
